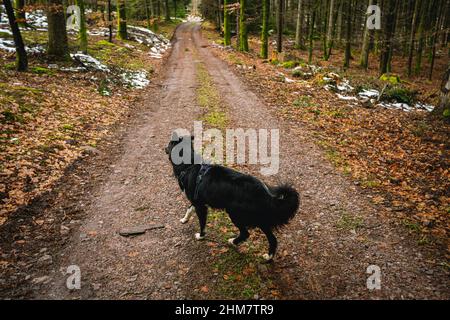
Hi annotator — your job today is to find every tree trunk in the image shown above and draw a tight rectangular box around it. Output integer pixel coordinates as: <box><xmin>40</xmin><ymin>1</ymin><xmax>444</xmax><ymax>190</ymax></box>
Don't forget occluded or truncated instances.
<box><xmin>47</xmin><ymin>0</ymin><xmax>69</xmax><ymax>59</ymax></box>
<box><xmin>117</xmin><ymin>0</ymin><xmax>127</xmax><ymax>40</ymax></box>
<box><xmin>432</xmin><ymin>64</ymin><xmax>450</xmax><ymax>118</ymax></box>
<box><xmin>157</xmin><ymin>0</ymin><xmax>161</xmax><ymax>19</ymax></box>
<box><xmin>360</xmin><ymin>0</ymin><xmax>373</xmax><ymax>69</ymax></box>
<box><xmin>324</xmin><ymin>0</ymin><xmax>334</xmax><ymax>60</ymax></box>
<box><xmin>108</xmin><ymin>0</ymin><xmax>112</xmax><ymax>42</ymax></box>
<box><xmin>429</xmin><ymin>0</ymin><xmax>444</xmax><ymax>80</ymax></box>
<box><xmin>308</xmin><ymin>6</ymin><xmax>316</xmax><ymax>64</ymax></box>
<box><xmin>276</xmin><ymin>0</ymin><xmax>283</xmax><ymax>53</ymax></box>
<box><xmin>14</xmin><ymin>0</ymin><xmax>26</xmax><ymax>27</ymax></box>
<box><xmin>407</xmin><ymin>0</ymin><xmax>421</xmax><ymax>77</ymax></box>
<box><xmin>174</xmin><ymin>0</ymin><xmax>177</xmax><ymax>18</ymax></box>
<box><xmin>414</xmin><ymin>0</ymin><xmax>430</xmax><ymax>75</ymax></box>
<box><xmin>149</xmin><ymin>0</ymin><xmax>154</xmax><ymax>18</ymax></box>
<box><xmin>344</xmin><ymin>0</ymin><xmax>352</xmax><ymax>70</ymax></box>
<box><xmin>223</xmin><ymin>0</ymin><xmax>231</xmax><ymax>46</ymax></box>
<box><xmin>164</xmin><ymin>0</ymin><xmax>170</xmax><ymax>21</ymax></box>
<box><xmin>76</xmin><ymin>0</ymin><xmax>88</xmax><ymax>53</ymax></box>
<box><xmin>261</xmin><ymin>0</ymin><xmax>270</xmax><ymax>58</ymax></box>
<box><xmin>379</xmin><ymin>0</ymin><xmax>398</xmax><ymax>74</ymax></box>
<box><xmin>295</xmin><ymin>0</ymin><xmax>303</xmax><ymax>49</ymax></box>
<box><xmin>144</xmin><ymin>0</ymin><xmax>151</xmax><ymax>29</ymax></box>
<box><xmin>239</xmin><ymin>0</ymin><xmax>248</xmax><ymax>51</ymax></box>
<box><xmin>4</xmin><ymin>0</ymin><xmax>27</xmax><ymax>71</ymax></box>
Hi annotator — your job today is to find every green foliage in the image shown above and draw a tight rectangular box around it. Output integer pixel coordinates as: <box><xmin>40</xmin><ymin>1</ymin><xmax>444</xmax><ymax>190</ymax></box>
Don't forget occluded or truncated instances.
<box><xmin>380</xmin><ymin>73</ymin><xmax>401</xmax><ymax>85</ymax></box>
<box><xmin>383</xmin><ymin>85</ymin><xmax>417</xmax><ymax>104</ymax></box>
<box><xmin>293</xmin><ymin>96</ymin><xmax>314</xmax><ymax>108</ymax></box>
<box><xmin>0</xmin><ymin>31</ymin><xmax>13</xmax><ymax>39</ymax></box>
<box><xmin>336</xmin><ymin>212</ymin><xmax>364</xmax><ymax>231</ymax></box>
<box><xmin>30</xmin><ymin>66</ymin><xmax>54</xmax><ymax>75</ymax></box>
<box><xmin>282</xmin><ymin>60</ymin><xmax>298</xmax><ymax>69</ymax></box>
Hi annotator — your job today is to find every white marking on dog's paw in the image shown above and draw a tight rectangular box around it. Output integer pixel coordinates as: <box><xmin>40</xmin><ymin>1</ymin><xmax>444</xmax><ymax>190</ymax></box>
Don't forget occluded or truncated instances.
<box><xmin>180</xmin><ymin>218</ymin><xmax>188</xmax><ymax>224</ymax></box>
<box><xmin>195</xmin><ymin>233</ymin><xmax>205</xmax><ymax>241</ymax></box>
<box><xmin>262</xmin><ymin>254</ymin><xmax>274</xmax><ymax>261</ymax></box>
<box><xmin>228</xmin><ymin>238</ymin><xmax>237</xmax><ymax>246</ymax></box>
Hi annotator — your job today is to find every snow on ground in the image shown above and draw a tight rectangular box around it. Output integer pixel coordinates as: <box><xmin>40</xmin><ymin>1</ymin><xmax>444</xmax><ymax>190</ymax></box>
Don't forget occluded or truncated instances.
<box><xmin>70</xmin><ymin>52</ymin><xmax>110</xmax><ymax>72</ymax></box>
<box><xmin>0</xmin><ymin>6</ymin><xmax>171</xmax><ymax>62</ymax></box>
<box><xmin>183</xmin><ymin>15</ymin><xmax>204</xmax><ymax>23</ymax></box>
<box><xmin>120</xmin><ymin>70</ymin><xmax>150</xmax><ymax>89</ymax></box>
<box><xmin>0</xmin><ymin>8</ymin><xmax>175</xmax><ymax>89</ymax></box>
<box><xmin>323</xmin><ymin>73</ymin><xmax>435</xmax><ymax>112</ymax></box>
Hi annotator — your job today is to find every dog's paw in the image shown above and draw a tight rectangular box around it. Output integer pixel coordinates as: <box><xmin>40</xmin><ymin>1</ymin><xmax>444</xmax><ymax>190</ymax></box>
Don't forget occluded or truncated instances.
<box><xmin>228</xmin><ymin>238</ymin><xmax>237</xmax><ymax>246</ymax></box>
<box><xmin>262</xmin><ymin>254</ymin><xmax>274</xmax><ymax>262</ymax></box>
<box><xmin>180</xmin><ymin>218</ymin><xmax>188</xmax><ymax>224</ymax></box>
<box><xmin>195</xmin><ymin>233</ymin><xmax>205</xmax><ymax>241</ymax></box>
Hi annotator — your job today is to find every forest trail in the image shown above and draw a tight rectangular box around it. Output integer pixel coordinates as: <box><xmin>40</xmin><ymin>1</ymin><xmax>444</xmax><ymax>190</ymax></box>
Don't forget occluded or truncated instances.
<box><xmin>19</xmin><ymin>22</ymin><xmax>449</xmax><ymax>299</ymax></box>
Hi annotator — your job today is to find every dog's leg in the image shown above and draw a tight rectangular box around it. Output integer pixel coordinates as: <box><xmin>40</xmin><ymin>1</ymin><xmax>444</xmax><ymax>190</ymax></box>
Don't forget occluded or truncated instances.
<box><xmin>180</xmin><ymin>206</ymin><xmax>195</xmax><ymax>224</ymax></box>
<box><xmin>194</xmin><ymin>205</ymin><xmax>207</xmax><ymax>240</ymax></box>
<box><xmin>261</xmin><ymin>228</ymin><xmax>277</xmax><ymax>262</ymax></box>
<box><xmin>228</xmin><ymin>227</ymin><xmax>250</xmax><ymax>246</ymax></box>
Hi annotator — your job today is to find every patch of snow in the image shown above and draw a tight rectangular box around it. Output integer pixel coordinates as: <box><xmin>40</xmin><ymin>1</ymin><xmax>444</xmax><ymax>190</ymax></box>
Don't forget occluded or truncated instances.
<box><xmin>120</xmin><ymin>70</ymin><xmax>150</xmax><ymax>89</ymax></box>
<box><xmin>358</xmin><ymin>89</ymin><xmax>380</xmax><ymax>99</ymax></box>
<box><xmin>0</xmin><ymin>28</ymin><xmax>12</xmax><ymax>35</ymax></box>
<box><xmin>70</xmin><ymin>52</ymin><xmax>110</xmax><ymax>72</ymax></box>
<box><xmin>185</xmin><ymin>15</ymin><xmax>203</xmax><ymax>23</ymax></box>
<box><xmin>0</xmin><ymin>37</ymin><xmax>44</xmax><ymax>53</ymax></box>
<box><xmin>377</xmin><ymin>102</ymin><xmax>413</xmax><ymax>112</ymax></box>
<box><xmin>336</xmin><ymin>80</ymin><xmax>354</xmax><ymax>93</ymax></box>
<box><xmin>337</xmin><ymin>94</ymin><xmax>358</xmax><ymax>101</ymax></box>
<box><xmin>414</xmin><ymin>103</ymin><xmax>435</xmax><ymax>112</ymax></box>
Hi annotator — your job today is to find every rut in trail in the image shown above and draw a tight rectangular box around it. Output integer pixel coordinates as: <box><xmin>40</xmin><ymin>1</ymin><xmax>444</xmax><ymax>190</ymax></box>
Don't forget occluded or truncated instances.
<box><xmin>27</xmin><ymin>22</ymin><xmax>449</xmax><ymax>299</ymax></box>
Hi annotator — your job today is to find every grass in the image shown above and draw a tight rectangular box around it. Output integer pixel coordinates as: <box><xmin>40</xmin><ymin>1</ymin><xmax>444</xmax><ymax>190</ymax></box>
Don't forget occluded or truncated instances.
<box><xmin>194</xmin><ymin>59</ymin><xmax>275</xmax><ymax>299</ymax></box>
<box><xmin>89</xmin><ymin>39</ymin><xmax>154</xmax><ymax>73</ymax></box>
<box><xmin>293</xmin><ymin>96</ymin><xmax>315</xmax><ymax>108</ymax></box>
<box><xmin>196</xmin><ymin>60</ymin><xmax>229</xmax><ymax>130</ymax></box>
<box><xmin>402</xmin><ymin>219</ymin><xmax>422</xmax><ymax>233</ymax></box>
<box><xmin>336</xmin><ymin>212</ymin><xmax>364</xmax><ymax>231</ymax></box>
<box><xmin>207</xmin><ymin>209</ymin><xmax>269</xmax><ymax>299</ymax></box>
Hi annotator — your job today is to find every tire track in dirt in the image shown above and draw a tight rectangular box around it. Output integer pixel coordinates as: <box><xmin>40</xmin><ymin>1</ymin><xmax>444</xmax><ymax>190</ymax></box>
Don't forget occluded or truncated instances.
<box><xmin>39</xmin><ymin>23</ymin><xmax>215</xmax><ymax>299</ymax></box>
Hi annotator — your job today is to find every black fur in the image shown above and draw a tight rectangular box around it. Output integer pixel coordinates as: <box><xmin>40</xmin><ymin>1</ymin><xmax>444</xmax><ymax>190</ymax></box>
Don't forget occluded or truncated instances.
<box><xmin>165</xmin><ymin>135</ymin><xmax>300</xmax><ymax>260</ymax></box>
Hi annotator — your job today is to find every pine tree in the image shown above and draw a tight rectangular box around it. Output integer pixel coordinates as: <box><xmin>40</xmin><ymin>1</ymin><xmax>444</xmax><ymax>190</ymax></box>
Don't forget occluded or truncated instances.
<box><xmin>360</xmin><ymin>0</ymin><xmax>374</xmax><ymax>69</ymax></box>
<box><xmin>3</xmin><ymin>0</ymin><xmax>27</xmax><ymax>71</ymax></box>
<box><xmin>295</xmin><ymin>0</ymin><xmax>304</xmax><ymax>49</ymax></box>
<box><xmin>239</xmin><ymin>0</ymin><xmax>248</xmax><ymax>52</ymax></box>
<box><xmin>276</xmin><ymin>0</ymin><xmax>284</xmax><ymax>53</ymax></box>
<box><xmin>223</xmin><ymin>0</ymin><xmax>231</xmax><ymax>46</ymax></box>
<box><xmin>261</xmin><ymin>0</ymin><xmax>270</xmax><ymax>58</ymax></box>
<box><xmin>76</xmin><ymin>0</ymin><xmax>88</xmax><ymax>53</ymax></box>
<box><xmin>117</xmin><ymin>0</ymin><xmax>128</xmax><ymax>40</ymax></box>
<box><xmin>47</xmin><ymin>0</ymin><xmax>69</xmax><ymax>59</ymax></box>
<box><xmin>14</xmin><ymin>0</ymin><xmax>26</xmax><ymax>27</ymax></box>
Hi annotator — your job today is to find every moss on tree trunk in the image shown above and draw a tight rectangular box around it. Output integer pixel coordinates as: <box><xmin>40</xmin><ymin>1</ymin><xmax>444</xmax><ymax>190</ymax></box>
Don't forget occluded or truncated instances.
<box><xmin>117</xmin><ymin>0</ymin><xmax>128</xmax><ymax>40</ymax></box>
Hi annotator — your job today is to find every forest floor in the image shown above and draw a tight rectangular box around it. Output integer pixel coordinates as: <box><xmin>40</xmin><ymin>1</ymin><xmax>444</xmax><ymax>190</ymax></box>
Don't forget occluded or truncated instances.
<box><xmin>0</xmin><ymin>21</ymin><xmax>449</xmax><ymax>299</ymax></box>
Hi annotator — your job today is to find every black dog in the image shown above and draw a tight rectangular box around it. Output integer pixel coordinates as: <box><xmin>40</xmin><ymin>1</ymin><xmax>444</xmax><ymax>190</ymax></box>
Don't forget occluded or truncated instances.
<box><xmin>165</xmin><ymin>134</ymin><xmax>300</xmax><ymax>261</ymax></box>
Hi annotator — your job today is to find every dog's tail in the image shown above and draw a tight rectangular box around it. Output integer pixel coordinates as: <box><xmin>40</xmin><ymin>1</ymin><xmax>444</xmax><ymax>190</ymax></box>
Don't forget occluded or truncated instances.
<box><xmin>269</xmin><ymin>184</ymin><xmax>300</xmax><ymax>228</ymax></box>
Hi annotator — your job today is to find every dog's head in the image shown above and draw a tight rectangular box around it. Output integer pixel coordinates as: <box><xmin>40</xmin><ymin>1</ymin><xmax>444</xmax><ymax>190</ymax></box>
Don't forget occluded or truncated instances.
<box><xmin>165</xmin><ymin>132</ymin><xmax>194</xmax><ymax>164</ymax></box>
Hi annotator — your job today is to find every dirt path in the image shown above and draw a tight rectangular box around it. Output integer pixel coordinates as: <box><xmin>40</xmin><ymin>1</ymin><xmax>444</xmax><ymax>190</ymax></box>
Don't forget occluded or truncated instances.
<box><xmin>3</xmin><ymin>23</ymin><xmax>448</xmax><ymax>300</ymax></box>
